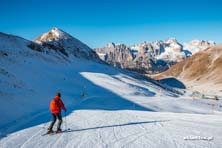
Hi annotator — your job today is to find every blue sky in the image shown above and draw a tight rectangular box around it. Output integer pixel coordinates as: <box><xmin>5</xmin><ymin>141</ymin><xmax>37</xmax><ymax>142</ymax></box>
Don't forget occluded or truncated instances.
<box><xmin>0</xmin><ymin>0</ymin><xmax>221</xmax><ymax>47</ymax></box>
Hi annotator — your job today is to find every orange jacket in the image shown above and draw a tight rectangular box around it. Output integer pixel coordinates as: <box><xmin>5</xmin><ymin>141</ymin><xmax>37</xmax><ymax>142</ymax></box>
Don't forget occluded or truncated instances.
<box><xmin>50</xmin><ymin>96</ymin><xmax>66</xmax><ymax>114</ymax></box>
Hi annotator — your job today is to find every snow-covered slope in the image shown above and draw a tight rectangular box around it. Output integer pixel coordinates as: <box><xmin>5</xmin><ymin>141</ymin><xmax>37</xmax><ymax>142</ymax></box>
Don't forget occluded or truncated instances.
<box><xmin>0</xmin><ymin>31</ymin><xmax>178</xmax><ymax>134</ymax></box>
<box><xmin>0</xmin><ymin>32</ymin><xmax>222</xmax><ymax>148</ymax></box>
<box><xmin>0</xmin><ymin>30</ymin><xmax>104</xmax><ymax>129</ymax></box>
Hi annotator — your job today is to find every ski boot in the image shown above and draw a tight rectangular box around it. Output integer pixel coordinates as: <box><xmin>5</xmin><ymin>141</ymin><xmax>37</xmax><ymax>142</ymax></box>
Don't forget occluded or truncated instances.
<box><xmin>56</xmin><ymin>128</ymin><xmax>62</xmax><ymax>134</ymax></box>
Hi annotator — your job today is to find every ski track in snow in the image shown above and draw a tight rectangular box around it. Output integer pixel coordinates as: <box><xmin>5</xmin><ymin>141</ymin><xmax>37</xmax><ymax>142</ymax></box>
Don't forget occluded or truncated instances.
<box><xmin>19</xmin><ymin>129</ymin><xmax>43</xmax><ymax>148</ymax></box>
<box><xmin>157</xmin><ymin>122</ymin><xmax>178</xmax><ymax>148</ymax></box>
<box><xmin>1</xmin><ymin>93</ymin><xmax>222</xmax><ymax>148</ymax></box>
<box><xmin>1</xmin><ymin>110</ymin><xmax>222</xmax><ymax>148</ymax></box>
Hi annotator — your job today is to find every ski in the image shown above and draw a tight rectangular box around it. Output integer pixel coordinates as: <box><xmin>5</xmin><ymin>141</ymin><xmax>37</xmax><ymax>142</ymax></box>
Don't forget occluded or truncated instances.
<box><xmin>42</xmin><ymin>129</ymin><xmax>71</xmax><ymax>136</ymax></box>
<box><xmin>41</xmin><ymin>131</ymin><xmax>56</xmax><ymax>136</ymax></box>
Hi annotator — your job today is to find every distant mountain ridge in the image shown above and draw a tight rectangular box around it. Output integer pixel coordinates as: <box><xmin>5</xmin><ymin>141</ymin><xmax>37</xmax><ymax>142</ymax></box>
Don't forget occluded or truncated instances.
<box><xmin>95</xmin><ymin>39</ymin><xmax>215</xmax><ymax>74</ymax></box>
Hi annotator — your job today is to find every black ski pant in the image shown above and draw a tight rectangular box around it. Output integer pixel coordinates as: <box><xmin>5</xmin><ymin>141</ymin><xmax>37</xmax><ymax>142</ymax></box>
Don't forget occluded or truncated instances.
<box><xmin>48</xmin><ymin>113</ymin><xmax>63</xmax><ymax>131</ymax></box>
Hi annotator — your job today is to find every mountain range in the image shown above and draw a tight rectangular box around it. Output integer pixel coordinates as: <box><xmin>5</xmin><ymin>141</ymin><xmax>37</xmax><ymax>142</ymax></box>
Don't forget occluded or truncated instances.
<box><xmin>95</xmin><ymin>39</ymin><xmax>215</xmax><ymax>74</ymax></box>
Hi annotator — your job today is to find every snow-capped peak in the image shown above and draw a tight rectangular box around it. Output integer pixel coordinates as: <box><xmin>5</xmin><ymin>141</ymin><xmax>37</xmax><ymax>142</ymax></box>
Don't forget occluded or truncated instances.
<box><xmin>35</xmin><ymin>27</ymin><xmax>72</xmax><ymax>43</ymax></box>
<box><xmin>34</xmin><ymin>27</ymin><xmax>100</xmax><ymax>60</ymax></box>
<box><xmin>189</xmin><ymin>39</ymin><xmax>215</xmax><ymax>46</ymax></box>
<box><xmin>165</xmin><ymin>38</ymin><xmax>178</xmax><ymax>44</ymax></box>
<box><xmin>183</xmin><ymin>40</ymin><xmax>215</xmax><ymax>54</ymax></box>
<box><xmin>51</xmin><ymin>27</ymin><xmax>65</xmax><ymax>38</ymax></box>
<box><xmin>107</xmin><ymin>42</ymin><xmax>116</xmax><ymax>48</ymax></box>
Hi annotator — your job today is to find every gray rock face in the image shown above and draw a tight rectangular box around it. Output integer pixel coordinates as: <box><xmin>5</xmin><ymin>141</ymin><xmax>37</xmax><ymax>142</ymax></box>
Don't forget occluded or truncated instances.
<box><xmin>95</xmin><ymin>39</ymin><xmax>215</xmax><ymax>74</ymax></box>
<box><xmin>95</xmin><ymin>42</ymin><xmax>168</xmax><ymax>74</ymax></box>
<box><xmin>96</xmin><ymin>43</ymin><xmax>134</xmax><ymax>68</ymax></box>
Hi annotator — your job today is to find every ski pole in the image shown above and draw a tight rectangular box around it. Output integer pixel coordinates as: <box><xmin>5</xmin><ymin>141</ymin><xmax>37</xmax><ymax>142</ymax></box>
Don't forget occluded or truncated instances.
<box><xmin>64</xmin><ymin>111</ymin><xmax>70</xmax><ymax>131</ymax></box>
<box><xmin>64</xmin><ymin>111</ymin><xmax>67</xmax><ymax>130</ymax></box>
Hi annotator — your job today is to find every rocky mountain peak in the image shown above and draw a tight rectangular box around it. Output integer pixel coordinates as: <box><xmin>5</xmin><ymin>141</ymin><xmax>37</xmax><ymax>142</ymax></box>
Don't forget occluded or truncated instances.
<box><xmin>33</xmin><ymin>27</ymin><xmax>100</xmax><ymax>60</ymax></box>
<box><xmin>35</xmin><ymin>27</ymin><xmax>72</xmax><ymax>43</ymax></box>
<box><xmin>183</xmin><ymin>40</ymin><xmax>216</xmax><ymax>54</ymax></box>
<box><xmin>190</xmin><ymin>40</ymin><xmax>215</xmax><ymax>46</ymax></box>
<box><xmin>95</xmin><ymin>38</ymin><xmax>216</xmax><ymax>74</ymax></box>
<box><xmin>165</xmin><ymin>38</ymin><xmax>178</xmax><ymax>44</ymax></box>
<box><xmin>107</xmin><ymin>42</ymin><xmax>116</xmax><ymax>48</ymax></box>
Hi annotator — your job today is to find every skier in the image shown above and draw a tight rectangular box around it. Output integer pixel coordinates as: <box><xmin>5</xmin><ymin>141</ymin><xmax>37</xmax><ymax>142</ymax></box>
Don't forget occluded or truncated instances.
<box><xmin>47</xmin><ymin>92</ymin><xmax>67</xmax><ymax>134</ymax></box>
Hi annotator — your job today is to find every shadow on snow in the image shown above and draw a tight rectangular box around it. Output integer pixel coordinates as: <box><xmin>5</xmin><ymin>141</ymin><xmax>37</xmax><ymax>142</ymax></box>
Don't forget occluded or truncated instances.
<box><xmin>64</xmin><ymin>120</ymin><xmax>170</xmax><ymax>133</ymax></box>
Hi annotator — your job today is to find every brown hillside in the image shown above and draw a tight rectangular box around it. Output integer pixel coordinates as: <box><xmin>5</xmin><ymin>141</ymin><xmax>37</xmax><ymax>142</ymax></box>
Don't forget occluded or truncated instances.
<box><xmin>152</xmin><ymin>44</ymin><xmax>222</xmax><ymax>94</ymax></box>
